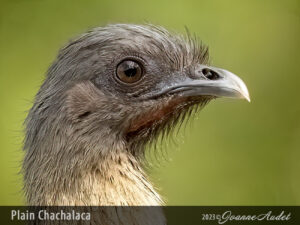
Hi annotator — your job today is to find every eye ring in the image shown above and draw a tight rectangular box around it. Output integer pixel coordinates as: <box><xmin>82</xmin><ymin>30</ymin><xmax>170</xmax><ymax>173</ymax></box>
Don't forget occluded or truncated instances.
<box><xmin>116</xmin><ymin>59</ymin><xmax>144</xmax><ymax>84</ymax></box>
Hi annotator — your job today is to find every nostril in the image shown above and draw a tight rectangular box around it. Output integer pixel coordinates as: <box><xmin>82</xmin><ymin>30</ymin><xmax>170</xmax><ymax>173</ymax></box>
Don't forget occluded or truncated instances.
<box><xmin>202</xmin><ymin>68</ymin><xmax>220</xmax><ymax>80</ymax></box>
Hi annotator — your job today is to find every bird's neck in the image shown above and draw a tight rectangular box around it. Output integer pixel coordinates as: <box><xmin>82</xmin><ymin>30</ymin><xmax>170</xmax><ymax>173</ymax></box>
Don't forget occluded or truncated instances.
<box><xmin>27</xmin><ymin>150</ymin><xmax>163</xmax><ymax>206</ymax></box>
<box><xmin>72</xmin><ymin>152</ymin><xmax>162</xmax><ymax>206</ymax></box>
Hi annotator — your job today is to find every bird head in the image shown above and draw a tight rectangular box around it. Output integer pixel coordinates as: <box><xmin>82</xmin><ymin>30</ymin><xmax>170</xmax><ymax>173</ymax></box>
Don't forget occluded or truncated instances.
<box><xmin>27</xmin><ymin>24</ymin><xmax>249</xmax><ymax>161</ymax></box>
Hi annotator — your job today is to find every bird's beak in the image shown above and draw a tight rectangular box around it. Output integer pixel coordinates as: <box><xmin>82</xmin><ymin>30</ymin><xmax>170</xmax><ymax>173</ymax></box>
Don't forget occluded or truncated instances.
<box><xmin>152</xmin><ymin>66</ymin><xmax>250</xmax><ymax>102</ymax></box>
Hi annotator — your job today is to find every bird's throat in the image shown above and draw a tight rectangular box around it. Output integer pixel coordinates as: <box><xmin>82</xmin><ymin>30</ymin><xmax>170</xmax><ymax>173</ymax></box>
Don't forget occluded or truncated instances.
<box><xmin>39</xmin><ymin>151</ymin><xmax>163</xmax><ymax>206</ymax></box>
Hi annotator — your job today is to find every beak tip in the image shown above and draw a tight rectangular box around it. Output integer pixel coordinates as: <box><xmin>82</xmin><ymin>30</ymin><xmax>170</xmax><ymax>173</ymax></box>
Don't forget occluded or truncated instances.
<box><xmin>241</xmin><ymin>90</ymin><xmax>250</xmax><ymax>102</ymax></box>
<box><xmin>242</xmin><ymin>87</ymin><xmax>250</xmax><ymax>102</ymax></box>
<box><xmin>243</xmin><ymin>89</ymin><xmax>251</xmax><ymax>103</ymax></box>
<box><xmin>245</xmin><ymin>96</ymin><xmax>251</xmax><ymax>102</ymax></box>
<box><xmin>237</xmin><ymin>78</ymin><xmax>250</xmax><ymax>103</ymax></box>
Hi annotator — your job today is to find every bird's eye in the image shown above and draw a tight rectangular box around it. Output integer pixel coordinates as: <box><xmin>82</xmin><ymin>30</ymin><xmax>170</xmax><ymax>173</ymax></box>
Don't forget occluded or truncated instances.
<box><xmin>116</xmin><ymin>60</ymin><xmax>143</xmax><ymax>83</ymax></box>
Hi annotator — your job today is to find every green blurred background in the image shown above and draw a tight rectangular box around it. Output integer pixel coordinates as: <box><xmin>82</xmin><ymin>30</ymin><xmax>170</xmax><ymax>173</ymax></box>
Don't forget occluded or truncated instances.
<box><xmin>0</xmin><ymin>0</ymin><xmax>299</xmax><ymax>205</ymax></box>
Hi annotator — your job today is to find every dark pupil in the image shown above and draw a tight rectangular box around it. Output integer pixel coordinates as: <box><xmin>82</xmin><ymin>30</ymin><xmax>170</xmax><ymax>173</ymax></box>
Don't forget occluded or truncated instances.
<box><xmin>124</xmin><ymin>67</ymin><xmax>137</xmax><ymax>77</ymax></box>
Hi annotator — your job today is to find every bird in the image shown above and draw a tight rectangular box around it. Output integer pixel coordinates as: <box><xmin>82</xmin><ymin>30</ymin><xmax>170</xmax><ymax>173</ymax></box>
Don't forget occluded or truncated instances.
<box><xmin>23</xmin><ymin>23</ymin><xmax>249</xmax><ymax>224</ymax></box>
